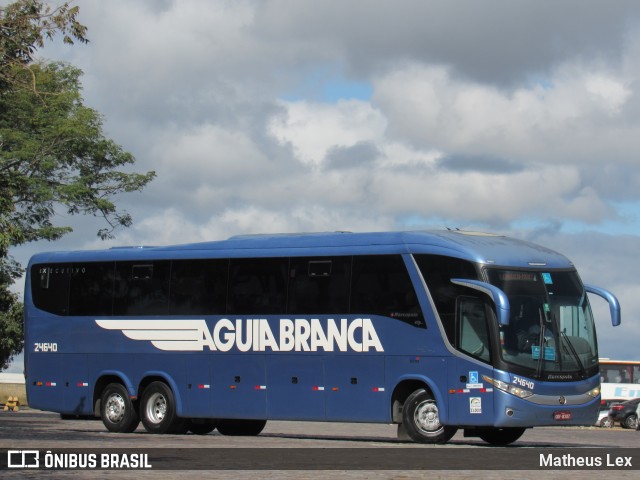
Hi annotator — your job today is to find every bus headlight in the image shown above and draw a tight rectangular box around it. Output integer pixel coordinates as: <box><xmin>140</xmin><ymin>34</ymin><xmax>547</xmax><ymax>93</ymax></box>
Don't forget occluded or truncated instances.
<box><xmin>586</xmin><ymin>386</ymin><xmax>600</xmax><ymax>398</ymax></box>
<box><xmin>482</xmin><ymin>375</ymin><xmax>533</xmax><ymax>399</ymax></box>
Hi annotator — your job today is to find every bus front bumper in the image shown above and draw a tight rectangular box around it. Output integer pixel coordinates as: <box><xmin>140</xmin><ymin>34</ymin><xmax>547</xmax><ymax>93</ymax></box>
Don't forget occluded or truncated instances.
<box><xmin>492</xmin><ymin>390</ymin><xmax>601</xmax><ymax>427</ymax></box>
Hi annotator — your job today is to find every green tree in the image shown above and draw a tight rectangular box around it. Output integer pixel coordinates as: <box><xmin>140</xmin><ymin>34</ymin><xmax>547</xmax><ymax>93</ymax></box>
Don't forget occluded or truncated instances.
<box><xmin>0</xmin><ymin>0</ymin><xmax>87</xmax><ymax>90</ymax></box>
<box><xmin>0</xmin><ymin>1</ymin><xmax>156</xmax><ymax>369</ymax></box>
<box><xmin>0</xmin><ymin>286</ymin><xmax>22</xmax><ymax>371</ymax></box>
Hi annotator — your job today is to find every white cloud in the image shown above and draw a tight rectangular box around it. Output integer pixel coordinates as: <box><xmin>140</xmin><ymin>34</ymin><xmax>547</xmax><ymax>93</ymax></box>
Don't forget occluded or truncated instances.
<box><xmin>269</xmin><ymin>99</ymin><xmax>387</xmax><ymax>166</ymax></box>
<box><xmin>372</xmin><ymin>62</ymin><xmax>639</xmax><ymax>165</ymax></box>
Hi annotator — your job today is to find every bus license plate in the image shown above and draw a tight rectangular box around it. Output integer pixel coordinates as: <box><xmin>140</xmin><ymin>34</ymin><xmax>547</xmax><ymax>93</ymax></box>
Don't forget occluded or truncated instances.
<box><xmin>554</xmin><ymin>411</ymin><xmax>572</xmax><ymax>421</ymax></box>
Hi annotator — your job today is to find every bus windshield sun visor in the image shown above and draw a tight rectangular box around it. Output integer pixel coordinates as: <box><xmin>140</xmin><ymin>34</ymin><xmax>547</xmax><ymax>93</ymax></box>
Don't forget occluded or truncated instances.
<box><xmin>450</xmin><ymin>278</ymin><xmax>510</xmax><ymax>326</ymax></box>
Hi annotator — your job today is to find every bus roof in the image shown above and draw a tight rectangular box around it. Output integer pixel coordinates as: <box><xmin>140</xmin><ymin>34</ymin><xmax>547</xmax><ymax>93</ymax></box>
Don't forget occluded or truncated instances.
<box><xmin>28</xmin><ymin>230</ymin><xmax>574</xmax><ymax>269</ymax></box>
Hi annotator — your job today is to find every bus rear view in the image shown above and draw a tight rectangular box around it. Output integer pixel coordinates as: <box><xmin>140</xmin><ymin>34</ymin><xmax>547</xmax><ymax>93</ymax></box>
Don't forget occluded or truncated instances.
<box><xmin>24</xmin><ymin>230</ymin><xmax>620</xmax><ymax>445</ymax></box>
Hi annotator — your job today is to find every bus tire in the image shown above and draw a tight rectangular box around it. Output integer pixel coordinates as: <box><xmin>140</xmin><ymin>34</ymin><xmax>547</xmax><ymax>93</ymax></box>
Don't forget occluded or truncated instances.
<box><xmin>100</xmin><ymin>383</ymin><xmax>140</xmax><ymax>433</ymax></box>
<box><xmin>477</xmin><ymin>427</ymin><xmax>526</xmax><ymax>445</ymax></box>
<box><xmin>216</xmin><ymin>419</ymin><xmax>267</xmax><ymax>436</ymax></box>
<box><xmin>140</xmin><ymin>381</ymin><xmax>186</xmax><ymax>434</ymax></box>
<box><xmin>401</xmin><ymin>389</ymin><xmax>457</xmax><ymax>444</ymax></box>
<box><xmin>187</xmin><ymin>419</ymin><xmax>217</xmax><ymax>435</ymax></box>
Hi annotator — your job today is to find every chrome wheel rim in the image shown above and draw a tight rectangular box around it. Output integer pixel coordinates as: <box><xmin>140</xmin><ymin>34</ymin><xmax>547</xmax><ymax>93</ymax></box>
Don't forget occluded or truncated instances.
<box><xmin>145</xmin><ymin>392</ymin><xmax>167</xmax><ymax>424</ymax></box>
<box><xmin>414</xmin><ymin>400</ymin><xmax>443</xmax><ymax>434</ymax></box>
<box><xmin>105</xmin><ymin>393</ymin><xmax>126</xmax><ymax>423</ymax></box>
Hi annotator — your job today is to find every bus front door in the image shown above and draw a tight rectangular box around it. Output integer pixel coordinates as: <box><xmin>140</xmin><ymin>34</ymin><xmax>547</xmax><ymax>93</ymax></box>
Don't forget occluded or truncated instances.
<box><xmin>447</xmin><ymin>296</ymin><xmax>495</xmax><ymax>425</ymax></box>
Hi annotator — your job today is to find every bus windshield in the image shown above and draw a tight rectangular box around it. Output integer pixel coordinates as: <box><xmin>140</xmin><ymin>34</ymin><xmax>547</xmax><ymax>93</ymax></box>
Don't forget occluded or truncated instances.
<box><xmin>486</xmin><ymin>269</ymin><xmax>598</xmax><ymax>377</ymax></box>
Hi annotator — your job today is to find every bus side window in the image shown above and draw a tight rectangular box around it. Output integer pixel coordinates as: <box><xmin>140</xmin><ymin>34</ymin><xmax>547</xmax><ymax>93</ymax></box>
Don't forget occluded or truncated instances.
<box><xmin>113</xmin><ymin>261</ymin><xmax>171</xmax><ymax>315</ymax></box>
<box><xmin>351</xmin><ymin>255</ymin><xmax>424</xmax><ymax>327</ymax></box>
<box><xmin>69</xmin><ymin>262</ymin><xmax>115</xmax><ymax>316</ymax></box>
<box><xmin>457</xmin><ymin>296</ymin><xmax>491</xmax><ymax>363</ymax></box>
<box><xmin>31</xmin><ymin>264</ymin><xmax>70</xmax><ymax>315</ymax></box>
<box><xmin>288</xmin><ymin>257</ymin><xmax>350</xmax><ymax>314</ymax></box>
<box><xmin>228</xmin><ymin>258</ymin><xmax>288</xmax><ymax>314</ymax></box>
<box><xmin>170</xmin><ymin>259</ymin><xmax>228</xmax><ymax>315</ymax></box>
<box><xmin>414</xmin><ymin>255</ymin><xmax>479</xmax><ymax>344</ymax></box>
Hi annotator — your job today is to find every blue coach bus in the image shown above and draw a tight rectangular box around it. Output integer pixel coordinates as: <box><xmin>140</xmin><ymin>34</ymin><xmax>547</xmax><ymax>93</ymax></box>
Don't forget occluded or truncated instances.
<box><xmin>24</xmin><ymin>230</ymin><xmax>621</xmax><ymax>445</ymax></box>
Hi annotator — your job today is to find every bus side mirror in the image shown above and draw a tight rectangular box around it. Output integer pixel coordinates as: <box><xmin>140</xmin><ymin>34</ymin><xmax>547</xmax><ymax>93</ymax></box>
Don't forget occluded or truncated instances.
<box><xmin>451</xmin><ymin>279</ymin><xmax>510</xmax><ymax>326</ymax></box>
<box><xmin>584</xmin><ymin>284</ymin><xmax>621</xmax><ymax>327</ymax></box>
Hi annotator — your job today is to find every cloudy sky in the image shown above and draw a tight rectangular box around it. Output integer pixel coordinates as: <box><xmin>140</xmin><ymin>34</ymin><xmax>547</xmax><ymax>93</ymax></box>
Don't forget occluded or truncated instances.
<box><xmin>9</xmin><ymin>0</ymin><xmax>640</xmax><ymax>363</ymax></box>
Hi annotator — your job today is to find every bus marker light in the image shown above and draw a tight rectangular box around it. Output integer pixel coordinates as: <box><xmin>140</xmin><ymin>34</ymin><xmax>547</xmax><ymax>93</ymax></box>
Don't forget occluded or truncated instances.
<box><xmin>45</xmin><ymin>382</ymin><xmax>56</xmax><ymax>387</ymax></box>
<box><xmin>230</xmin><ymin>385</ymin><xmax>236</xmax><ymax>390</ymax></box>
<box><xmin>254</xmin><ymin>385</ymin><xmax>266</xmax><ymax>390</ymax></box>
<box><xmin>36</xmin><ymin>381</ymin><xmax>43</xmax><ymax>387</ymax></box>
<box><xmin>76</xmin><ymin>382</ymin><xmax>89</xmax><ymax>387</ymax></box>
<box><xmin>372</xmin><ymin>387</ymin><xmax>385</xmax><ymax>392</ymax></box>
<box><xmin>198</xmin><ymin>384</ymin><xmax>210</xmax><ymax>389</ymax></box>
<box><xmin>332</xmin><ymin>387</ymin><xmax>339</xmax><ymax>391</ymax></box>
<box><xmin>312</xmin><ymin>386</ymin><xmax>325</xmax><ymax>391</ymax></box>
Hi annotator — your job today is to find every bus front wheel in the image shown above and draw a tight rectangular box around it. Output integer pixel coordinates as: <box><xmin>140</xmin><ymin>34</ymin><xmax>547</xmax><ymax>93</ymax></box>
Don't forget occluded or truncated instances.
<box><xmin>401</xmin><ymin>389</ymin><xmax>457</xmax><ymax>444</ymax></box>
<box><xmin>100</xmin><ymin>383</ymin><xmax>140</xmax><ymax>433</ymax></box>
<box><xmin>477</xmin><ymin>427</ymin><xmax>526</xmax><ymax>446</ymax></box>
<box><xmin>140</xmin><ymin>381</ymin><xmax>186</xmax><ymax>434</ymax></box>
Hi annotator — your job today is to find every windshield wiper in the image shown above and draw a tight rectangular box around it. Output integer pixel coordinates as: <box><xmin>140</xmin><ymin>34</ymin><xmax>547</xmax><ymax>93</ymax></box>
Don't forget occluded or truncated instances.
<box><xmin>534</xmin><ymin>308</ymin><xmax>546</xmax><ymax>379</ymax></box>
<box><xmin>560</xmin><ymin>329</ymin><xmax>586</xmax><ymax>379</ymax></box>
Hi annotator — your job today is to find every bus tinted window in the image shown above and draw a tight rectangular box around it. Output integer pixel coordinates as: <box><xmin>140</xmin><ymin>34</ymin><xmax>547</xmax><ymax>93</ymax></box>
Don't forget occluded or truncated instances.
<box><xmin>288</xmin><ymin>257</ymin><xmax>351</xmax><ymax>314</ymax></box>
<box><xmin>170</xmin><ymin>259</ymin><xmax>228</xmax><ymax>315</ymax></box>
<box><xmin>457</xmin><ymin>296</ymin><xmax>491</xmax><ymax>363</ymax></box>
<box><xmin>414</xmin><ymin>255</ymin><xmax>479</xmax><ymax>342</ymax></box>
<box><xmin>31</xmin><ymin>264</ymin><xmax>70</xmax><ymax>315</ymax></box>
<box><xmin>69</xmin><ymin>263</ymin><xmax>115</xmax><ymax>316</ymax></box>
<box><xmin>351</xmin><ymin>255</ymin><xmax>424</xmax><ymax>327</ymax></box>
<box><xmin>228</xmin><ymin>258</ymin><xmax>288</xmax><ymax>314</ymax></box>
<box><xmin>113</xmin><ymin>261</ymin><xmax>171</xmax><ymax>315</ymax></box>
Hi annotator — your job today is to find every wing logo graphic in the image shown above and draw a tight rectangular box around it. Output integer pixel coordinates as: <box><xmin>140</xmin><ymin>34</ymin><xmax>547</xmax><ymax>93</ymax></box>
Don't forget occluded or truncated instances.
<box><xmin>95</xmin><ymin>319</ymin><xmax>210</xmax><ymax>351</ymax></box>
<box><xmin>95</xmin><ymin>318</ymin><xmax>385</xmax><ymax>353</ymax></box>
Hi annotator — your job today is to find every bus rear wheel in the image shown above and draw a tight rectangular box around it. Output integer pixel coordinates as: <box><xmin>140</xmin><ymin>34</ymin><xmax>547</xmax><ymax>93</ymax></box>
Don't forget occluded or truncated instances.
<box><xmin>216</xmin><ymin>419</ymin><xmax>267</xmax><ymax>436</ymax></box>
<box><xmin>401</xmin><ymin>389</ymin><xmax>457</xmax><ymax>444</ymax></box>
<box><xmin>100</xmin><ymin>383</ymin><xmax>140</xmax><ymax>433</ymax></box>
<box><xmin>140</xmin><ymin>381</ymin><xmax>186</xmax><ymax>434</ymax></box>
<box><xmin>476</xmin><ymin>427</ymin><xmax>526</xmax><ymax>446</ymax></box>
